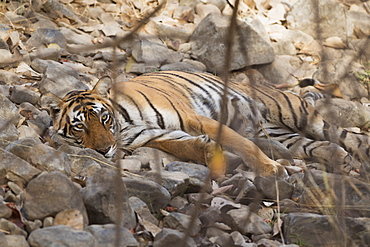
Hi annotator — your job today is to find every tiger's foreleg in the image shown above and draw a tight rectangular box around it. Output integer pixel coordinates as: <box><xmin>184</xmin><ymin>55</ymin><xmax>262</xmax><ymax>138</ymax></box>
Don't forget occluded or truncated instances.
<box><xmin>185</xmin><ymin>115</ymin><xmax>287</xmax><ymax>177</ymax></box>
<box><xmin>118</xmin><ymin>125</ymin><xmax>225</xmax><ymax>177</ymax></box>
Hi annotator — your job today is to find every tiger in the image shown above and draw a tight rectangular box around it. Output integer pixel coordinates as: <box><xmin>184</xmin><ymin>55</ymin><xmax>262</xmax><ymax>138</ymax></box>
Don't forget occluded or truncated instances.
<box><xmin>41</xmin><ymin>71</ymin><xmax>369</xmax><ymax>177</ymax></box>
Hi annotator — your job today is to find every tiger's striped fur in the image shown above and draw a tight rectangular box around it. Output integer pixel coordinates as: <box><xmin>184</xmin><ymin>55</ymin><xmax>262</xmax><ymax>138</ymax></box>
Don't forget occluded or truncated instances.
<box><xmin>41</xmin><ymin>71</ymin><xmax>369</xmax><ymax>176</ymax></box>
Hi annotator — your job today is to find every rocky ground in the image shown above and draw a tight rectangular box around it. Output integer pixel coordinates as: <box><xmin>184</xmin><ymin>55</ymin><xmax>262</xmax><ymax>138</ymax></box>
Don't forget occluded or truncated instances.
<box><xmin>1</xmin><ymin>0</ymin><xmax>370</xmax><ymax>246</ymax></box>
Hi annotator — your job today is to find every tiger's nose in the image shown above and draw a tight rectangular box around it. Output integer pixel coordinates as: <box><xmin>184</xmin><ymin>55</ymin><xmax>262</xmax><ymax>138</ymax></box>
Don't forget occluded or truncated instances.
<box><xmin>97</xmin><ymin>147</ymin><xmax>111</xmax><ymax>156</ymax></box>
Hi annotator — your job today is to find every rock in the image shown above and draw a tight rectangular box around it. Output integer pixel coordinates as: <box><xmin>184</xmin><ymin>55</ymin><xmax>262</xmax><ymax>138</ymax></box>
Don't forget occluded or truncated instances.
<box><xmin>220</xmin><ymin>173</ymin><xmax>258</xmax><ymax>205</ymax></box>
<box><xmin>257</xmin><ymin>55</ymin><xmax>302</xmax><ymax>85</ymax></box>
<box><xmin>38</xmin><ymin>62</ymin><xmax>89</xmax><ymax>97</ymax></box>
<box><xmin>205</xmin><ymin>227</ymin><xmax>234</xmax><ymax>246</ymax></box>
<box><xmin>132</xmin><ymin>39</ymin><xmax>182</xmax><ymax>67</ymax></box>
<box><xmin>283</xmin><ymin>213</ymin><xmax>370</xmax><ymax>247</ymax></box>
<box><xmin>25</xmin><ymin>28</ymin><xmax>67</xmax><ymax>50</ymax></box>
<box><xmin>123</xmin><ymin>177</ymin><xmax>171</xmax><ymax>212</ymax></box>
<box><xmin>0</xmin><ymin>232</ymin><xmax>8</xmax><ymax>247</ymax></box>
<box><xmin>190</xmin><ymin>13</ymin><xmax>275</xmax><ymax>73</ymax></box>
<box><xmin>231</xmin><ymin>231</ymin><xmax>257</xmax><ymax>247</ymax></box>
<box><xmin>165</xmin><ymin>161</ymin><xmax>210</xmax><ymax>192</ymax></box>
<box><xmin>145</xmin><ymin>171</ymin><xmax>190</xmax><ymax>196</ymax></box>
<box><xmin>68</xmin><ymin>148</ymin><xmax>108</xmax><ymax>178</ymax></box>
<box><xmin>4</xmin><ymin>235</ymin><xmax>29</xmax><ymax>247</ymax></box>
<box><xmin>129</xmin><ymin>196</ymin><xmax>158</xmax><ymax>225</ymax></box>
<box><xmin>24</xmin><ymin>219</ymin><xmax>42</xmax><ymax>233</ymax></box>
<box><xmin>296</xmin><ymin>170</ymin><xmax>370</xmax><ymax>217</ymax></box>
<box><xmin>348</xmin><ymin>11</ymin><xmax>370</xmax><ymax>39</ymax></box>
<box><xmin>286</xmin><ymin>0</ymin><xmax>353</xmax><ymax>41</ymax></box>
<box><xmin>85</xmin><ymin>224</ymin><xmax>139</xmax><ymax>247</ymax></box>
<box><xmin>163</xmin><ymin>212</ymin><xmax>202</xmax><ymax>236</ymax></box>
<box><xmin>315</xmin><ymin>98</ymin><xmax>370</xmax><ymax>128</ymax></box>
<box><xmin>153</xmin><ymin>228</ymin><xmax>197</xmax><ymax>247</ymax></box>
<box><xmin>169</xmin><ymin>196</ymin><xmax>188</xmax><ymax>209</ymax></box>
<box><xmin>0</xmin><ymin>148</ymin><xmax>41</xmax><ymax>187</ymax></box>
<box><xmin>29</xmin><ymin>47</ymin><xmax>61</xmax><ymax>61</ymax></box>
<box><xmin>60</xmin><ymin>27</ymin><xmax>93</xmax><ymax>46</ymax></box>
<box><xmin>227</xmin><ymin>206</ymin><xmax>272</xmax><ymax>235</ymax></box>
<box><xmin>0</xmin><ymin>218</ymin><xmax>27</xmax><ymax>237</ymax></box>
<box><xmin>0</xmin><ymin>117</ymin><xmax>19</xmax><ymax>149</ymax></box>
<box><xmin>128</xmin><ymin>147</ymin><xmax>178</xmax><ymax>168</ymax></box>
<box><xmin>0</xmin><ymin>199</ymin><xmax>12</xmax><ymax>218</ymax></box>
<box><xmin>0</xmin><ymin>91</ymin><xmax>20</xmax><ymax>126</ymax></box>
<box><xmin>160</xmin><ymin>61</ymin><xmax>206</xmax><ymax>72</ymax></box>
<box><xmin>22</xmin><ymin>171</ymin><xmax>88</xmax><ymax>225</ymax></box>
<box><xmin>9</xmin><ymin>85</ymin><xmax>40</xmax><ymax>105</ymax></box>
<box><xmin>81</xmin><ymin>168</ymin><xmax>136</xmax><ymax>229</ymax></box>
<box><xmin>117</xmin><ymin>158</ymin><xmax>141</xmax><ymax>173</ymax></box>
<box><xmin>195</xmin><ymin>3</ymin><xmax>221</xmax><ymax>20</ymax></box>
<box><xmin>6</xmin><ymin>138</ymin><xmax>71</xmax><ymax>175</ymax></box>
<box><xmin>0</xmin><ymin>70</ymin><xmax>19</xmax><ymax>85</ymax></box>
<box><xmin>28</xmin><ymin>225</ymin><xmax>98</xmax><ymax>247</ymax></box>
<box><xmin>254</xmin><ymin>176</ymin><xmax>294</xmax><ymax>200</ymax></box>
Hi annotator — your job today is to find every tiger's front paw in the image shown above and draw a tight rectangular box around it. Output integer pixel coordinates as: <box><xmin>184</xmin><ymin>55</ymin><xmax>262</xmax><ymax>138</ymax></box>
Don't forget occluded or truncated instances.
<box><xmin>258</xmin><ymin>160</ymin><xmax>288</xmax><ymax>178</ymax></box>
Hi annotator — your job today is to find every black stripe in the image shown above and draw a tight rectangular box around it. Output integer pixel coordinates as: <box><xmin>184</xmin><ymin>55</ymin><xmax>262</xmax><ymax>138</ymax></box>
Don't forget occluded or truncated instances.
<box><xmin>111</xmin><ymin>100</ymin><xmax>133</xmax><ymax>124</ymax></box>
<box><xmin>123</xmin><ymin>128</ymin><xmax>147</xmax><ymax>147</ymax></box>
<box><xmin>323</xmin><ymin>121</ymin><xmax>330</xmax><ymax>141</ymax></box>
<box><xmin>250</xmin><ymin>85</ymin><xmax>295</xmax><ymax>132</ymax></box>
<box><xmin>302</xmin><ymin>140</ymin><xmax>317</xmax><ymax>156</ymax></box>
<box><xmin>138</xmin><ymin>91</ymin><xmax>165</xmax><ymax>129</ymax></box>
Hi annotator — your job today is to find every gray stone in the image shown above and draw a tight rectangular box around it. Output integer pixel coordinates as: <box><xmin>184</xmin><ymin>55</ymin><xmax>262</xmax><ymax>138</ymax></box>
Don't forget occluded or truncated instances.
<box><xmin>153</xmin><ymin>228</ymin><xmax>197</xmax><ymax>247</ymax></box>
<box><xmin>132</xmin><ymin>39</ymin><xmax>182</xmax><ymax>67</ymax></box>
<box><xmin>0</xmin><ymin>218</ymin><xmax>27</xmax><ymax>237</ymax></box>
<box><xmin>160</xmin><ymin>61</ymin><xmax>206</xmax><ymax>72</ymax></box>
<box><xmin>60</xmin><ymin>27</ymin><xmax>93</xmax><ymax>46</ymax></box>
<box><xmin>348</xmin><ymin>11</ymin><xmax>370</xmax><ymax>39</ymax></box>
<box><xmin>0</xmin><ymin>70</ymin><xmax>19</xmax><ymax>85</ymax></box>
<box><xmin>296</xmin><ymin>170</ymin><xmax>370</xmax><ymax>217</ymax></box>
<box><xmin>5</xmin><ymin>235</ymin><xmax>29</xmax><ymax>247</ymax></box>
<box><xmin>315</xmin><ymin>98</ymin><xmax>370</xmax><ymax>128</ymax></box>
<box><xmin>163</xmin><ymin>212</ymin><xmax>202</xmax><ymax>236</ymax></box>
<box><xmin>85</xmin><ymin>224</ymin><xmax>139</xmax><ymax>247</ymax></box>
<box><xmin>0</xmin><ymin>92</ymin><xmax>20</xmax><ymax>126</ymax></box>
<box><xmin>6</xmin><ymin>138</ymin><xmax>71</xmax><ymax>175</ymax></box>
<box><xmin>81</xmin><ymin>168</ymin><xmax>136</xmax><ymax>229</ymax></box>
<box><xmin>22</xmin><ymin>172</ymin><xmax>88</xmax><ymax>225</ymax></box>
<box><xmin>205</xmin><ymin>227</ymin><xmax>233</xmax><ymax>246</ymax></box>
<box><xmin>0</xmin><ymin>199</ymin><xmax>12</xmax><ymax>219</ymax></box>
<box><xmin>257</xmin><ymin>55</ymin><xmax>301</xmax><ymax>85</ymax></box>
<box><xmin>29</xmin><ymin>47</ymin><xmax>61</xmax><ymax>61</ymax></box>
<box><xmin>38</xmin><ymin>62</ymin><xmax>89</xmax><ymax>97</ymax></box>
<box><xmin>254</xmin><ymin>176</ymin><xmax>294</xmax><ymax>200</ymax></box>
<box><xmin>9</xmin><ymin>85</ymin><xmax>40</xmax><ymax>105</ymax></box>
<box><xmin>26</xmin><ymin>28</ymin><xmax>67</xmax><ymax>50</ymax></box>
<box><xmin>28</xmin><ymin>225</ymin><xmax>98</xmax><ymax>247</ymax></box>
<box><xmin>220</xmin><ymin>173</ymin><xmax>258</xmax><ymax>205</ymax></box>
<box><xmin>190</xmin><ymin>13</ymin><xmax>275</xmax><ymax>73</ymax></box>
<box><xmin>0</xmin><ymin>117</ymin><xmax>19</xmax><ymax>149</ymax></box>
<box><xmin>283</xmin><ymin>213</ymin><xmax>370</xmax><ymax>247</ymax></box>
<box><xmin>0</xmin><ymin>148</ymin><xmax>41</xmax><ymax>187</ymax></box>
<box><xmin>123</xmin><ymin>177</ymin><xmax>171</xmax><ymax>212</ymax></box>
<box><xmin>129</xmin><ymin>196</ymin><xmax>158</xmax><ymax>225</ymax></box>
<box><xmin>145</xmin><ymin>170</ymin><xmax>190</xmax><ymax>197</ymax></box>
<box><xmin>286</xmin><ymin>0</ymin><xmax>353</xmax><ymax>41</ymax></box>
<box><xmin>43</xmin><ymin>0</ymin><xmax>82</xmax><ymax>24</ymax></box>
<box><xmin>227</xmin><ymin>206</ymin><xmax>272</xmax><ymax>235</ymax></box>
<box><xmin>165</xmin><ymin>161</ymin><xmax>210</xmax><ymax>192</ymax></box>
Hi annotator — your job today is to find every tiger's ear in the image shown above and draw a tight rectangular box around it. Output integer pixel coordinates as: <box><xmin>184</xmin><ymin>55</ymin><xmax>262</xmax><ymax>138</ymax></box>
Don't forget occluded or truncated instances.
<box><xmin>92</xmin><ymin>76</ymin><xmax>113</xmax><ymax>97</ymax></box>
<box><xmin>40</xmin><ymin>93</ymin><xmax>63</xmax><ymax>119</ymax></box>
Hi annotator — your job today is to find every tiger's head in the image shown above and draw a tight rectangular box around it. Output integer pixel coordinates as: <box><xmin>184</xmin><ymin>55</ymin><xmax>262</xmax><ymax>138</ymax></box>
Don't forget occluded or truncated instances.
<box><xmin>41</xmin><ymin>77</ymin><xmax>118</xmax><ymax>158</ymax></box>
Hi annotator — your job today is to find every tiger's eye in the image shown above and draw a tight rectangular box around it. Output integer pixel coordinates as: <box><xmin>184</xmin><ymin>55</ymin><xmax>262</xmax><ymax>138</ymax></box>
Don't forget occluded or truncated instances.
<box><xmin>75</xmin><ymin>124</ymin><xmax>84</xmax><ymax>129</ymax></box>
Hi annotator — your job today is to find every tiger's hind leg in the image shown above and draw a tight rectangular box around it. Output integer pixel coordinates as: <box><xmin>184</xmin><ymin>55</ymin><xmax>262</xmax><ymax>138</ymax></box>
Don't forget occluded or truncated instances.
<box><xmin>260</xmin><ymin>123</ymin><xmax>361</xmax><ymax>173</ymax></box>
